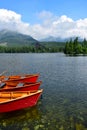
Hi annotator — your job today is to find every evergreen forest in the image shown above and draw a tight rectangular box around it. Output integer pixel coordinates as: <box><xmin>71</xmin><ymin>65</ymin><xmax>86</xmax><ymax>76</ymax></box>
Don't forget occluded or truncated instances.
<box><xmin>0</xmin><ymin>45</ymin><xmax>64</xmax><ymax>53</ymax></box>
<box><xmin>64</xmin><ymin>37</ymin><xmax>87</xmax><ymax>55</ymax></box>
<box><xmin>0</xmin><ymin>37</ymin><xmax>87</xmax><ymax>55</ymax></box>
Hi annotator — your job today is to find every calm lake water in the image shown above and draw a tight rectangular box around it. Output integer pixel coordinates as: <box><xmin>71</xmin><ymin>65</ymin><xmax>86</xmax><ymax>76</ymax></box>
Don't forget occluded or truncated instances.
<box><xmin>0</xmin><ymin>53</ymin><xmax>87</xmax><ymax>130</ymax></box>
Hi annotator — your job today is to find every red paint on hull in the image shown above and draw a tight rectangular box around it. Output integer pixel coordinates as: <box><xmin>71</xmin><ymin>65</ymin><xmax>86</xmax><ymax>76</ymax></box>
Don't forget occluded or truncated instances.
<box><xmin>0</xmin><ymin>81</ymin><xmax>42</xmax><ymax>92</ymax></box>
<box><xmin>4</xmin><ymin>74</ymin><xmax>39</xmax><ymax>83</ymax></box>
<box><xmin>0</xmin><ymin>89</ymin><xmax>43</xmax><ymax>113</ymax></box>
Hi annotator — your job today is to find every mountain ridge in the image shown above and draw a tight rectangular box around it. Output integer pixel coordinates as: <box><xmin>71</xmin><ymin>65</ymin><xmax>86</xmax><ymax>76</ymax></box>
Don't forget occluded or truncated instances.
<box><xmin>39</xmin><ymin>36</ymin><xmax>84</xmax><ymax>42</ymax></box>
<box><xmin>0</xmin><ymin>30</ymin><xmax>38</xmax><ymax>47</ymax></box>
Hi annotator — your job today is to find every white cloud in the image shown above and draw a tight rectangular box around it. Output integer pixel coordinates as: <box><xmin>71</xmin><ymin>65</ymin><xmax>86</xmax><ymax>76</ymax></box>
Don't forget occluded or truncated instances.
<box><xmin>0</xmin><ymin>9</ymin><xmax>87</xmax><ymax>40</ymax></box>
<box><xmin>37</xmin><ymin>10</ymin><xmax>54</xmax><ymax>20</ymax></box>
<box><xmin>0</xmin><ymin>9</ymin><xmax>31</xmax><ymax>34</ymax></box>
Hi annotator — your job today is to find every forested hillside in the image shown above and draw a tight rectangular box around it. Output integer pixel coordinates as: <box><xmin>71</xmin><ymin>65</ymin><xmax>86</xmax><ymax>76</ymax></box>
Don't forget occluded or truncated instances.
<box><xmin>0</xmin><ymin>30</ymin><xmax>65</xmax><ymax>53</ymax></box>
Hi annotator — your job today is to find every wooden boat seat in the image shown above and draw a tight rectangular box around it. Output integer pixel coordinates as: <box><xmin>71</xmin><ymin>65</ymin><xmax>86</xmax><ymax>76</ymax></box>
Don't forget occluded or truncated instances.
<box><xmin>0</xmin><ymin>92</ymin><xmax>30</xmax><ymax>99</ymax></box>
<box><xmin>0</xmin><ymin>93</ymin><xmax>11</xmax><ymax>98</ymax></box>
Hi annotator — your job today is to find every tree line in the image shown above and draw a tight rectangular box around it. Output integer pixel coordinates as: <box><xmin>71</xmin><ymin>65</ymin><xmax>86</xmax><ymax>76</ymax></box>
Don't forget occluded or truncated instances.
<box><xmin>0</xmin><ymin>45</ymin><xmax>64</xmax><ymax>53</ymax></box>
<box><xmin>64</xmin><ymin>37</ymin><xmax>87</xmax><ymax>55</ymax></box>
<box><xmin>1</xmin><ymin>37</ymin><xmax>87</xmax><ymax>54</ymax></box>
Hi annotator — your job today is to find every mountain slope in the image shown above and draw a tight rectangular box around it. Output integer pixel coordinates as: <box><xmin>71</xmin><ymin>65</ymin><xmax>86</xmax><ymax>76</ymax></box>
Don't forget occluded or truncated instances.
<box><xmin>0</xmin><ymin>30</ymin><xmax>38</xmax><ymax>47</ymax></box>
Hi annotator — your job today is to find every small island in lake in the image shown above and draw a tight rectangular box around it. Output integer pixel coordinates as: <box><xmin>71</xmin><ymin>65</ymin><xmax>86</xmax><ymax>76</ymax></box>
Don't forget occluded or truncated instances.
<box><xmin>64</xmin><ymin>37</ymin><xmax>87</xmax><ymax>56</ymax></box>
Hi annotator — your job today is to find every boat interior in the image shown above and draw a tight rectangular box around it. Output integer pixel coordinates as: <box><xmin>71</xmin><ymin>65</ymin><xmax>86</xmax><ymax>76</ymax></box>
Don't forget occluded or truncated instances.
<box><xmin>0</xmin><ymin>90</ymin><xmax>41</xmax><ymax>103</ymax></box>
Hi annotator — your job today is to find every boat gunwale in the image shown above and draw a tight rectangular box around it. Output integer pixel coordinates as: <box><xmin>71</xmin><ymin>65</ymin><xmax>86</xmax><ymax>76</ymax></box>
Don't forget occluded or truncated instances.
<box><xmin>1</xmin><ymin>81</ymin><xmax>42</xmax><ymax>91</ymax></box>
<box><xmin>3</xmin><ymin>74</ymin><xmax>40</xmax><ymax>82</ymax></box>
<box><xmin>0</xmin><ymin>89</ymin><xmax>43</xmax><ymax>104</ymax></box>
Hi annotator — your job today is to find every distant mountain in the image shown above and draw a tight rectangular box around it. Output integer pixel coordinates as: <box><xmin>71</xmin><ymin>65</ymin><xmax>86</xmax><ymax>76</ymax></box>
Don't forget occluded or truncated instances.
<box><xmin>0</xmin><ymin>30</ymin><xmax>38</xmax><ymax>47</ymax></box>
<box><xmin>39</xmin><ymin>36</ymin><xmax>69</xmax><ymax>42</ymax></box>
<box><xmin>40</xmin><ymin>36</ymin><xmax>83</xmax><ymax>42</ymax></box>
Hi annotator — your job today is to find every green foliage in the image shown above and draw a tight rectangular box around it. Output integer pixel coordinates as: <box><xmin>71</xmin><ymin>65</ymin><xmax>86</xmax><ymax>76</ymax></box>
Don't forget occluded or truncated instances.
<box><xmin>0</xmin><ymin>30</ymin><xmax>66</xmax><ymax>53</ymax></box>
<box><xmin>40</xmin><ymin>41</ymin><xmax>65</xmax><ymax>47</ymax></box>
<box><xmin>0</xmin><ymin>30</ymin><xmax>38</xmax><ymax>47</ymax></box>
<box><xmin>64</xmin><ymin>37</ymin><xmax>87</xmax><ymax>55</ymax></box>
<box><xmin>0</xmin><ymin>45</ymin><xmax>64</xmax><ymax>53</ymax></box>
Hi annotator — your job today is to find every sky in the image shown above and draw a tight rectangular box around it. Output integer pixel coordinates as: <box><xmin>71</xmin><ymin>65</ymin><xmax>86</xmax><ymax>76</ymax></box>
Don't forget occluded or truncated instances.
<box><xmin>0</xmin><ymin>0</ymin><xmax>87</xmax><ymax>40</ymax></box>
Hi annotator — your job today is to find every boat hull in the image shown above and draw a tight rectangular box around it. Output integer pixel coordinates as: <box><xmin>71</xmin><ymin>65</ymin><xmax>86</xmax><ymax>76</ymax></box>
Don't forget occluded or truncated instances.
<box><xmin>0</xmin><ymin>74</ymin><xmax>39</xmax><ymax>80</ymax></box>
<box><xmin>0</xmin><ymin>81</ymin><xmax>42</xmax><ymax>92</ymax></box>
<box><xmin>3</xmin><ymin>74</ymin><xmax>39</xmax><ymax>84</ymax></box>
<box><xmin>0</xmin><ymin>89</ymin><xmax>43</xmax><ymax>113</ymax></box>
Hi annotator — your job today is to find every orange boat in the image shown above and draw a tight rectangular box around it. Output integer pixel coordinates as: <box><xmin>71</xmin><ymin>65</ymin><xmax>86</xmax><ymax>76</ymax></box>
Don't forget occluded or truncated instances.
<box><xmin>0</xmin><ymin>81</ymin><xmax>42</xmax><ymax>92</ymax></box>
<box><xmin>0</xmin><ymin>89</ymin><xmax>43</xmax><ymax>113</ymax></box>
<box><xmin>0</xmin><ymin>73</ymin><xmax>39</xmax><ymax>80</ymax></box>
<box><xmin>1</xmin><ymin>74</ymin><xmax>39</xmax><ymax>84</ymax></box>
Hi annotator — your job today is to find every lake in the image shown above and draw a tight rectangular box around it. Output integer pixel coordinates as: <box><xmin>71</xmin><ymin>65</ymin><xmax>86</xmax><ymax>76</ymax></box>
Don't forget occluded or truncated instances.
<box><xmin>0</xmin><ymin>53</ymin><xmax>87</xmax><ymax>130</ymax></box>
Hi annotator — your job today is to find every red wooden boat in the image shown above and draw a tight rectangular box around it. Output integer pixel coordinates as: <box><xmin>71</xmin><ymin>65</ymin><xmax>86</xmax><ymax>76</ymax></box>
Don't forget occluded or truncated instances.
<box><xmin>0</xmin><ymin>81</ymin><xmax>42</xmax><ymax>92</ymax></box>
<box><xmin>0</xmin><ymin>89</ymin><xmax>43</xmax><ymax>113</ymax></box>
<box><xmin>1</xmin><ymin>74</ymin><xmax>39</xmax><ymax>84</ymax></box>
<box><xmin>0</xmin><ymin>73</ymin><xmax>39</xmax><ymax>80</ymax></box>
